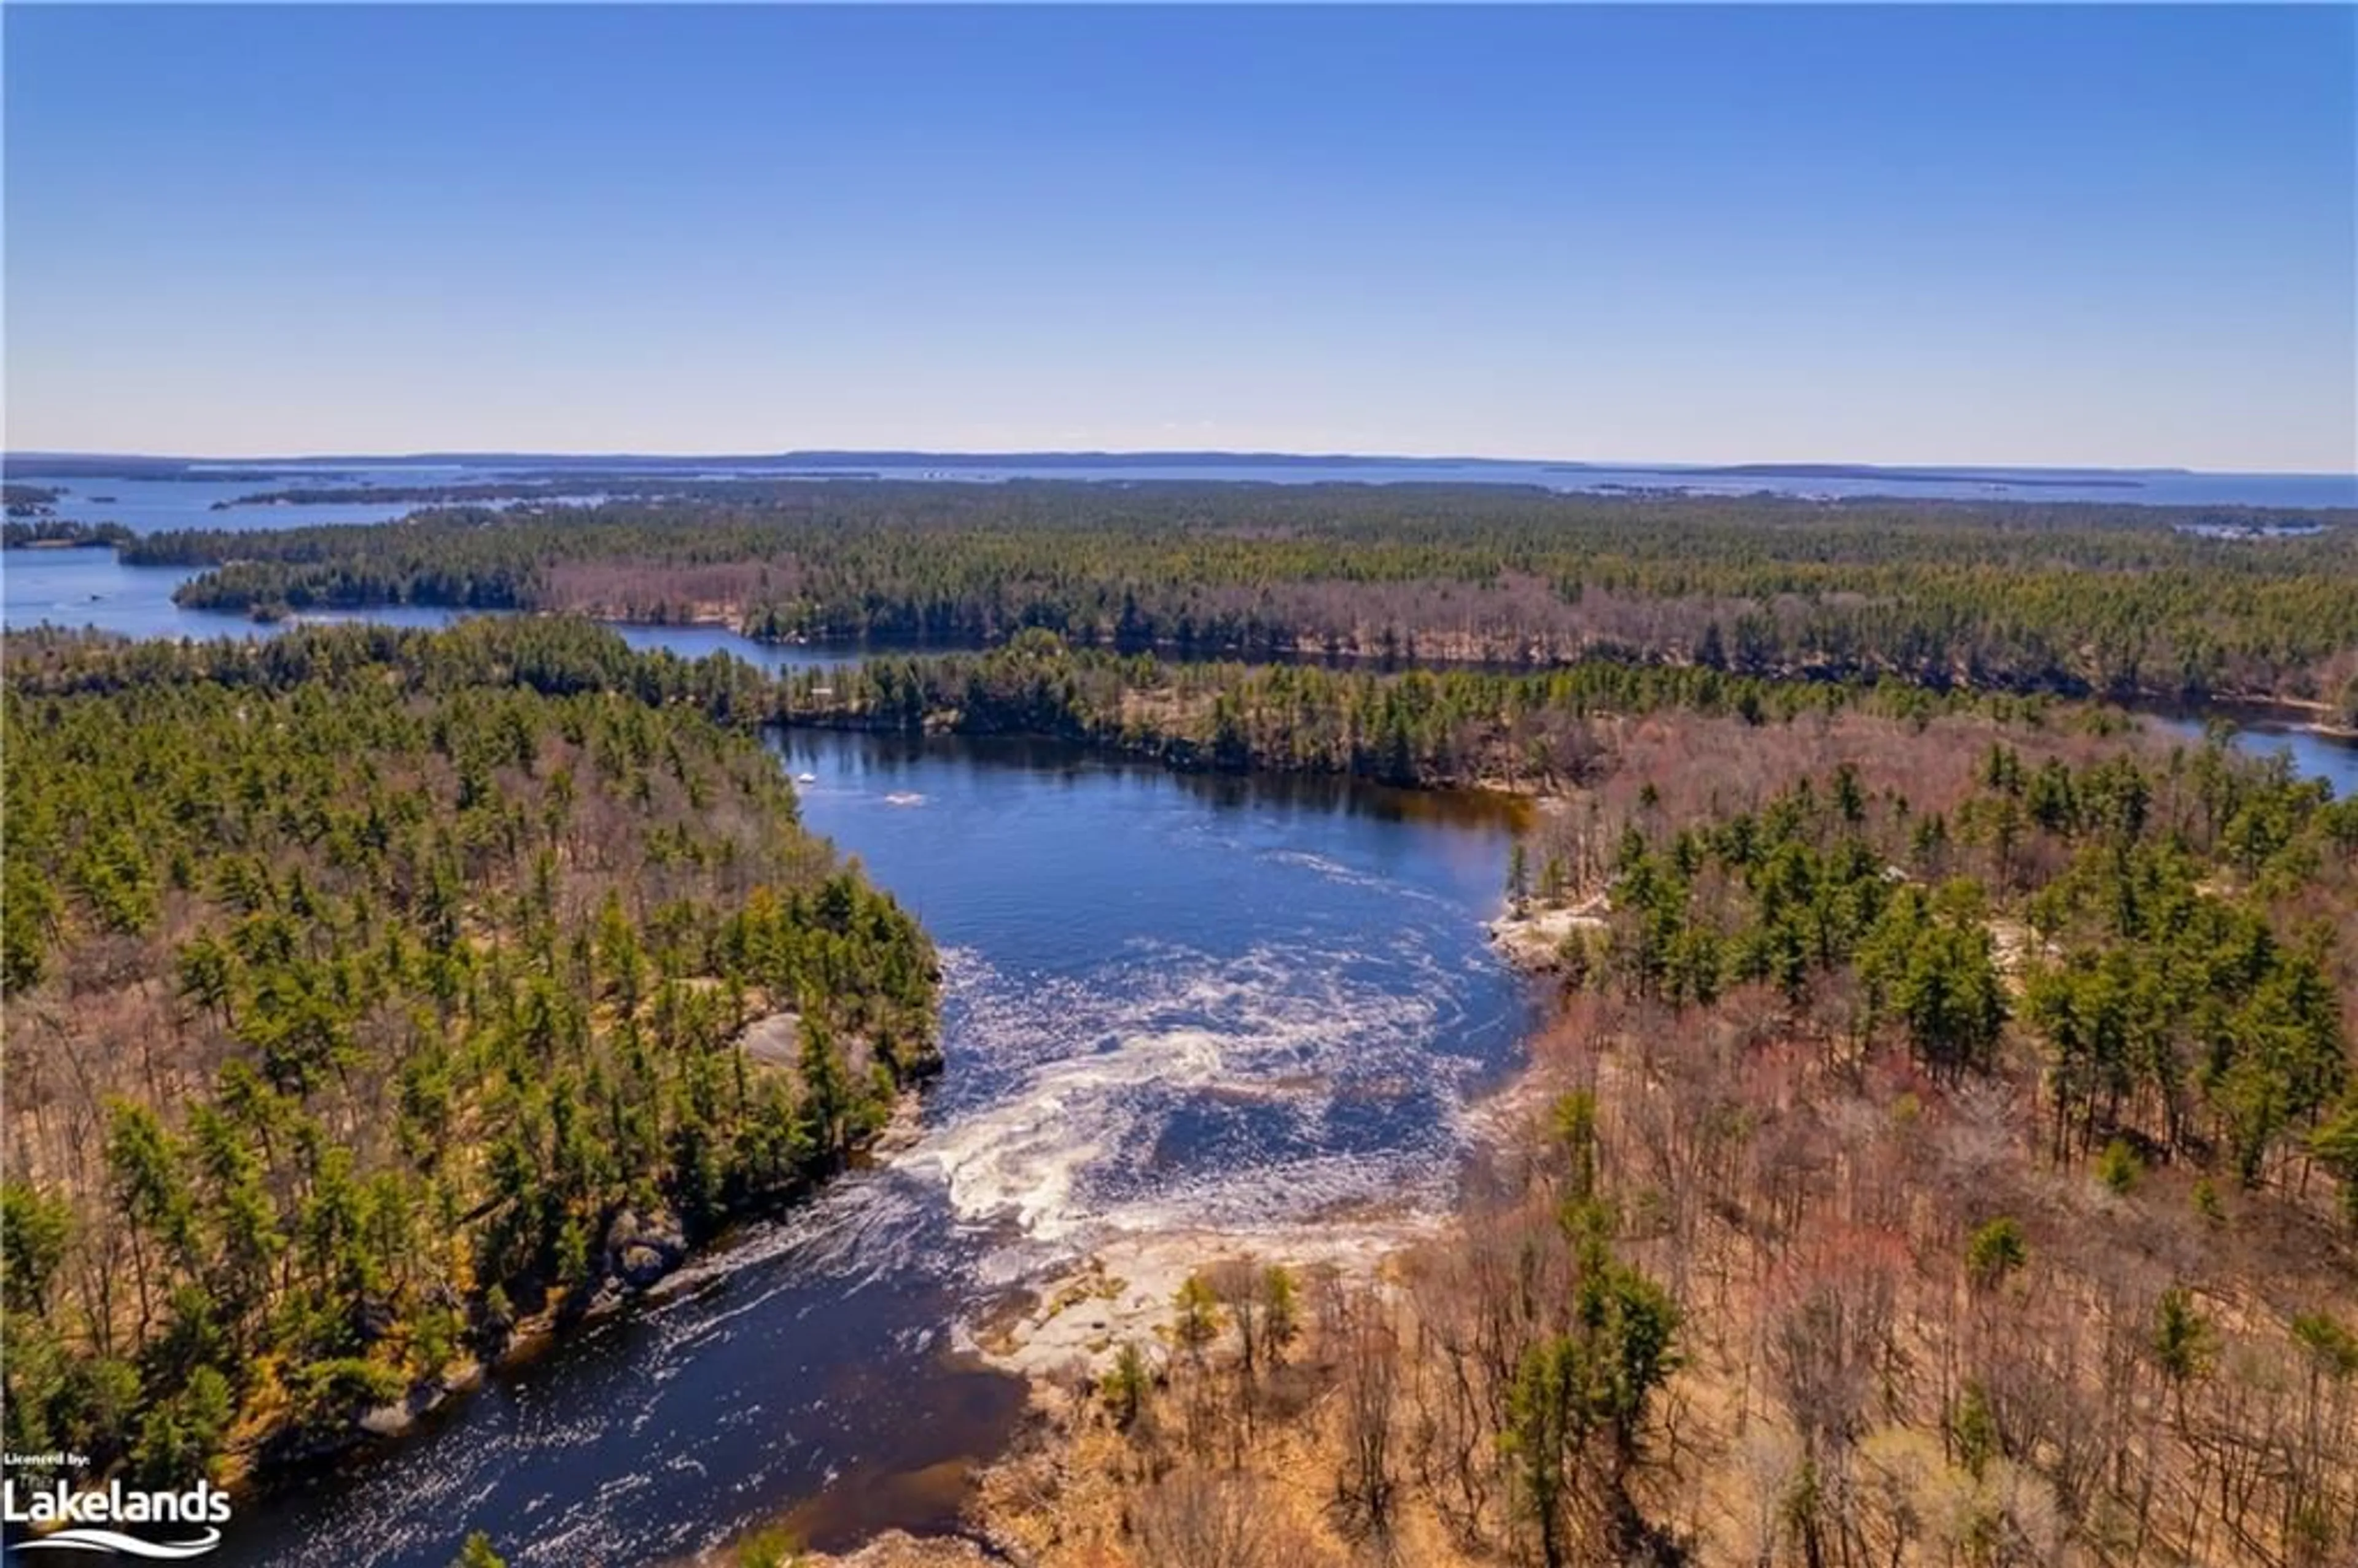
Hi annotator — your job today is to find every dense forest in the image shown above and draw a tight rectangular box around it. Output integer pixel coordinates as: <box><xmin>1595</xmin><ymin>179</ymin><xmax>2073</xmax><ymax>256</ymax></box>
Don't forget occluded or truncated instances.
<box><xmin>0</xmin><ymin>620</ymin><xmax>938</xmax><ymax>1487</ymax></box>
<box><xmin>2</xmin><ymin>518</ymin><xmax>135</xmax><ymax>549</ymax></box>
<box><xmin>947</xmin><ymin>728</ymin><xmax>2358</xmax><ymax>1568</ymax></box>
<box><xmin>776</xmin><ymin>629</ymin><xmax>2088</xmax><ymax>788</ymax></box>
<box><xmin>112</xmin><ymin>483</ymin><xmax>2358</xmax><ymax>711</ymax></box>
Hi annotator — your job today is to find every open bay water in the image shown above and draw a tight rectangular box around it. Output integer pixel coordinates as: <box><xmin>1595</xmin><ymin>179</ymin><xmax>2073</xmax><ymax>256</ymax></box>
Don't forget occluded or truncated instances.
<box><xmin>0</xmin><ymin>546</ymin><xmax>470</xmax><ymax>640</ymax></box>
<box><xmin>10</xmin><ymin>457</ymin><xmax>2357</xmax><ymax>515</ymax></box>
<box><xmin>744</xmin><ymin>460</ymin><xmax>2358</xmax><ymax>508</ymax></box>
<box><xmin>6</xmin><ymin>474</ymin><xmax>434</xmax><ymax>534</ymax></box>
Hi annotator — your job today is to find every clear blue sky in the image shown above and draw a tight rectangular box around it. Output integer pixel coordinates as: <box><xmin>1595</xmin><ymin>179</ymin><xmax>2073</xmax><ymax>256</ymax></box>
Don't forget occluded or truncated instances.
<box><xmin>6</xmin><ymin>4</ymin><xmax>2353</xmax><ymax>470</ymax></box>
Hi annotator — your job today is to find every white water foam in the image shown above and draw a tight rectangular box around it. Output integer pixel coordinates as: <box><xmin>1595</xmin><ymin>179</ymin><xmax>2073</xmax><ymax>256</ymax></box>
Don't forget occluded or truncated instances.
<box><xmin>1259</xmin><ymin>847</ymin><xmax>1452</xmax><ymax>906</ymax></box>
<box><xmin>896</xmin><ymin>930</ymin><xmax>1496</xmax><ymax>1259</ymax></box>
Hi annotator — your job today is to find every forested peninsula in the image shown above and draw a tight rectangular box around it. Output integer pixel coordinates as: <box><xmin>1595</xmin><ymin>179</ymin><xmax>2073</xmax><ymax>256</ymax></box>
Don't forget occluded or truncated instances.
<box><xmin>0</xmin><ymin>620</ymin><xmax>938</xmax><ymax>1484</ymax></box>
<box><xmin>112</xmin><ymin>483</ymin><xmax>2358</xmax><ymax>715</ymax></box>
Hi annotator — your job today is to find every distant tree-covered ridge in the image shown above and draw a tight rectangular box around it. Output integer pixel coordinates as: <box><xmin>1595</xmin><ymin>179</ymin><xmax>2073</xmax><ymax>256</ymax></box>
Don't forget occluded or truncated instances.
<box><xmin>1</xmin><ymin>619</ymin><xmax>937</xmax><ymax>1485</ymax></box>
<box><xmin>114</xmin><ymin>481</ymin><xmax>2358</xmax><ymax>706</ymax></box>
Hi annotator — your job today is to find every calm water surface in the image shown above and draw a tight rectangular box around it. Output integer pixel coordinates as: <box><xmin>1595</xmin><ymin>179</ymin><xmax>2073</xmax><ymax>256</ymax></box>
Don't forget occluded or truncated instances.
<box><xmin>2147</xmin><ymin>711</ymin><xmax>2358</xmax><ymax>798</ymax></box>
<box><xmin>7</xmin><ymin>475</ymin><xmax>429</xmax><ymax>534</ymax></box>
<box><xmin>1</xmin><ymin>546</ymin><xmax>468</xmax><ymax>640</ymax></box>
<box><xmin>11</xmin><ymin>459</ymin><xmax>2357</xmax><ymax>516</ymax></box>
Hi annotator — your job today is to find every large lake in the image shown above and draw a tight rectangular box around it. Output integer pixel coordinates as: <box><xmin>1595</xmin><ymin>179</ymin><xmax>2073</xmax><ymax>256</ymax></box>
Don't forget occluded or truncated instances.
<box><xmin>10</xmin><ymin>457</ymin><xmax>2357</xmax><ymax>518</ymax></box>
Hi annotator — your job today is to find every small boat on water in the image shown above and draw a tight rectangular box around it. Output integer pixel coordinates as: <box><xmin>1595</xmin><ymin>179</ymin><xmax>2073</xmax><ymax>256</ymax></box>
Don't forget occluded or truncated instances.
<box><xmin>796</xmin><ymin>772</ymin><xmax>817</xmax><ymax>784</ymax></box>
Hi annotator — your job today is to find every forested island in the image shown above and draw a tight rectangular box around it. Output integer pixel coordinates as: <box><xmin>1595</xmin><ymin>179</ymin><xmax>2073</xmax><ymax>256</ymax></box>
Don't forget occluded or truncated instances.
<box><xmin>0</xmin><ymin>621</ymin><xmax>938</xmax><ymax>1489</ymax></box>
<box><xmin>4</xmin><ymin>483</ymin><xmax>65</xmax><ymax>518</ymax></box>
<box><xmin>3</xmin><ymin>518</ymin><xmax>134</xmax><ymax>549</ymax></box>
<box><xmin>109</xmin><ymin>483</ymin><xmax>2358</xmax><ymax>716</ymax></box>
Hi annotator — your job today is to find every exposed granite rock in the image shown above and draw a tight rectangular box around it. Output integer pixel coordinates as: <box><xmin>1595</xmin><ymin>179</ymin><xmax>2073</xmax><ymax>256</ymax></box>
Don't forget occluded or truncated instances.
<box><xmin>602</xmin><ymin>1205</ymin><xmax>688</xmax><ymax>1289</ymax></box>
<box><xmin>804</xmin><ymin>1530</ymin><xmax>1006</xmax><ymax>1566</ymax></box>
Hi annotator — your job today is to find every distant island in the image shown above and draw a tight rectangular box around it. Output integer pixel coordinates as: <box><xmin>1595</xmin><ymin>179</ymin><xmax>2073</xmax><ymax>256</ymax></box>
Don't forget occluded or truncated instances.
<box><xmin>2</xmin><ymin>518</ymin><xmax>133</xmax><ymax>549</ymax></box>
<box><xmin>1546</xmin><ymin>462</ymin><xmax>2147</xmax><ymax>489</ymax></box>
<box><xmin>4</xmin><ymin>481</ymin><xmax>63</xmax><ymax>515</ymax></box>
<box><xmin>0</xmin><ymin>449</ymin><xmax>2214</xmax><ymax>486</ymax></box>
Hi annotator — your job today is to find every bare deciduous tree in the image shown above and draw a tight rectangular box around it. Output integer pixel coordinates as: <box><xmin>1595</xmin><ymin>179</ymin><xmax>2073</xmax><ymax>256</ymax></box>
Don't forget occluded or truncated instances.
<box><xmin>1135</xmin><ymin>1468</ymin><xmax>1273</xmax><ymax>1568</ymax></box>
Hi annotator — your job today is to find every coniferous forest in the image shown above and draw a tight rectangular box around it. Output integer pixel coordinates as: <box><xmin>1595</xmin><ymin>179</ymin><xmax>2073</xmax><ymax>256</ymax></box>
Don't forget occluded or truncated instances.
<box><xmin>11</xmin><ymin>6</ymin><xmax>2358</xmax><ymax>1564</ymax></box>
<box><xmin>933</xmin><ymin>662</ymin><xmax>2358</xmax><ymax>1568</ymax></box>
<box><xmin>1</xmin><ymin>620</ymin><xmax>936</xmax><ymax>1480</ymax></box>
<box><xmin>109</xmin><ymin>483</ymin><xmax>2358</xmax><ymax>712</ymax></box>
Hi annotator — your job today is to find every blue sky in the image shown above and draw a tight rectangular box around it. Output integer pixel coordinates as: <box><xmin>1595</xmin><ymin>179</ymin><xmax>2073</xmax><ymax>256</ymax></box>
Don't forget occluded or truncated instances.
<box><xmin>6</xmin><ymin>5</ymin><xmax>2353</xmax><ymax>470</ymax></box>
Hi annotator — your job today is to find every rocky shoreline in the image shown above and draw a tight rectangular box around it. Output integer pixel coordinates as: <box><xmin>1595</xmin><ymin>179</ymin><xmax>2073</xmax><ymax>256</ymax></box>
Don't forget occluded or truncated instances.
<box><xmin>1485</xmin><ymin>892</ymin><xmax>1609</xmax><ymax>972</ymax></box>
<box><xmin>238</xmin><ymin>1096</ymin><xmax>937</xmax><ymax>1488</ymax></box>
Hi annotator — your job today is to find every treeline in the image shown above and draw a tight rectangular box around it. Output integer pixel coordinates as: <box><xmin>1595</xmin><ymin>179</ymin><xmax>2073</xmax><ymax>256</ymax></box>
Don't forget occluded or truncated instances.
<box><xmin>0</xmin><ymin>619</ymin><xmax>938</xmax><ymax>1489</ymax></box>
<box><xmin>104</xmin><ymin>481</ymin><xmax>2358</xmax><ymax>706</ymax></box>
<box><xmin>2</xmin><ymin>623</ymin><xmax>2117</xmax><ymax>802</ymax></box>
<box><xmin>2</xmin><ymin>518</ymin><xmax>134</xmax><ymax>548</ymax></box>
<box><xmin>783</xmin><ymin>629</ymin><xmax>2072</xmax><ymax>788</ymax></box>
<box><xmin>1576</xmin><ymin>747</ymin><xmax>2358</xmax><ymax>1207</ymax></box>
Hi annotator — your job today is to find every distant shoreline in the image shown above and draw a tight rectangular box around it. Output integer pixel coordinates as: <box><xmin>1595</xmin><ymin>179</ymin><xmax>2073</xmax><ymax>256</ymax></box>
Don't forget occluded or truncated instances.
<box><xmin>6</xmin><ymin>448</ymin><xmax>2348</xmax><ymax>486</ymax></box>
<box><xmin>1546</xmin><ymin>461</ymin><xmax>2147</xmax><ymax>489</ymax></box>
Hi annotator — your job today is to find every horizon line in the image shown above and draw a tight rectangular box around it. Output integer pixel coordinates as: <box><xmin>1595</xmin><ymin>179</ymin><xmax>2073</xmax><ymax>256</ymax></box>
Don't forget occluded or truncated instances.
<box><xmin>16</xmin><ymin>447</ymin><xmax>2358</xmax><ymax>481</ymax></box>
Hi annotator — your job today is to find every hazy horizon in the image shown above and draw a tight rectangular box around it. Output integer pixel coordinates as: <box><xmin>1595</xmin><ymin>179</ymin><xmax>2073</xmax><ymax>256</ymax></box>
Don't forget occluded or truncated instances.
<box><xmin>6</xmin><ymin>444</ymin><xmax>2356</xmax><ymax>481</ymax></box>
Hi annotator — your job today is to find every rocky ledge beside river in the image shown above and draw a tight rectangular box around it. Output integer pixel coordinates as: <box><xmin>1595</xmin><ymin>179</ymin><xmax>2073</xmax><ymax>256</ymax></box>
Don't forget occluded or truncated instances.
<box><xmin>1485</xmin><ymin>892</ymin><xmax>1609</xmax><ymax>972</ymax></box>
<box><xmin>803</xmin><ymin>1532</ymin><xmax>1008</xmax><ymax>1567</ymax></box>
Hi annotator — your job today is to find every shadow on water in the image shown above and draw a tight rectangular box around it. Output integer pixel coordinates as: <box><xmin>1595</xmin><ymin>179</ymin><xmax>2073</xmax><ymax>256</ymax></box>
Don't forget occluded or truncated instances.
<box><xmin>817</xmin><ymin>728</ymin><xmax>1533</xmax><ymax>833</ymax></box>
<box><xmin>765</xmin><ymin>1370</ymin><xmax>1025</xmax><ymax>1558</ymax></box>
